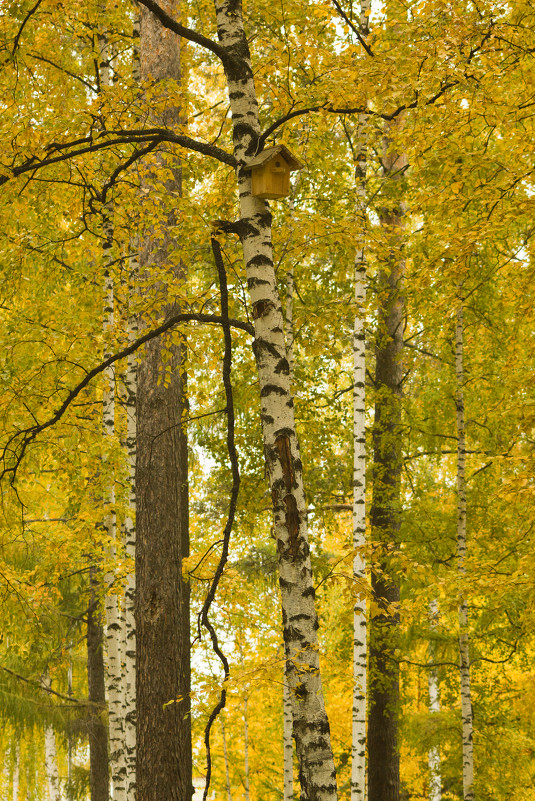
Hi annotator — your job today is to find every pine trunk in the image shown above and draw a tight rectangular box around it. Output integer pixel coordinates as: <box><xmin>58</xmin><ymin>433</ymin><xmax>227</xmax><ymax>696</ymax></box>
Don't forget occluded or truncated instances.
<box><xmin>214</xmin><ymin>3</ymin><xmax>337</xmax><ymax>799</ymax></box>
<box><xmin>135</xmin><ymin>5</ymin><xmax>191</xmax><ymax>800</ymax></box>
<box><xmin>367</xmin><ymin>133</ymin><xmax>406</xmax><ymax>801</ymax></box>
<box><xmin>455</xmin><ymin>305</ymin><xmax>474</xmax><ymax>801</ymax></box>
<box><xmin>87</xmin><ymin>569</ymin><xmax>110</xmax><ymax>801</ymax></box>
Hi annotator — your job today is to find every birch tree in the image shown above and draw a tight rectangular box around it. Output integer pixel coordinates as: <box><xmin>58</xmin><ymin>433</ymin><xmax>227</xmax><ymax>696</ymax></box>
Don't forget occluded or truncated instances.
<box><xmin>87</xmin><ymin>570</ymin><xmax>109</xmax><ymax>801</ymax></box>
<box><xmin>351</xmin><ymin>3</ymin><xmax>371</xmax><ymax>796</ymax></box>
<box><xmin>428</xmin><ymin>599</ymin><xmax>441</xmax><ymax>801</ymax></box>
<box><xmin>211</xmin><ymin>2</ymin><xmax>338</xmax><ymax>797</ymax></box>
<box><xmin>455</xmin><ymin>304</ymin><xmax>474</xmax><ymax>801</ymax></box>
<box><xmin>135</xmin><ymin>0</ymin><xmax>339</xmax><ymax>794</ymax></box>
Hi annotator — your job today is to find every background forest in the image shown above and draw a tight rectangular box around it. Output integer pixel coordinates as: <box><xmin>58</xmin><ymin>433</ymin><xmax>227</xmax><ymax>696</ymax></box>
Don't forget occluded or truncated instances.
<box><xmin>0</xmin><ymin>0</ymin><xmax>535</xmax><ymax>800</ymax></box>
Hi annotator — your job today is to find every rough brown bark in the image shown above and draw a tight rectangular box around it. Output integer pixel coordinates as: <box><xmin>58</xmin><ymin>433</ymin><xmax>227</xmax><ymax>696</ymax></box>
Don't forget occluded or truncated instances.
<box><xmin>135</xmin><ymin>4</ymin><xmax>192</xmax><ymax>801</ymax></box>
<box><xmin>367</xmin><ymin>135</ymin><xmax>406</xmax><ymax>801</ymax></box>
<box><xmin>86</xmin><ymin>570</ymin><xmax>109</xmax><ymax>801</ymax></box>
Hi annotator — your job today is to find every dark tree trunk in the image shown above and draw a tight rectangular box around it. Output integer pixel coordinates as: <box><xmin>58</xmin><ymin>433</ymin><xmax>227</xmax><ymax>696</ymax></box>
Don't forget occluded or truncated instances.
<box><xmin>367</xmin><ymin>135</ymin><xmax>406</xmax><ymax>801</ymax></box>
<box><xmin>87</xmin><ymin>569</ymin><xmax>109</xmax><ymax>801</ymax></box>
<box><xmin>135</xmin><ymin>4</ymin><xmax>192</xmax><ymax>801</ymax></box>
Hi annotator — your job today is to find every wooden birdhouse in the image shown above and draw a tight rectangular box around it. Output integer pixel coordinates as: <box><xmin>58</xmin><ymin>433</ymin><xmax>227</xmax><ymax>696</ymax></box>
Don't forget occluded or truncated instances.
<box><xmin>244</xmin><ymin>145</ymin><xmax>304</xmax><ymax>200</ymax></box>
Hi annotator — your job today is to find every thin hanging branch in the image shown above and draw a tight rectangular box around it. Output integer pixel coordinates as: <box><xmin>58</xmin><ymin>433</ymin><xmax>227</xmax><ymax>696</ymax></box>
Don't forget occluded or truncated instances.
<box><xmin>201</xmin><ymin>237</ymin><xmax>241</xmax><ymax>801</ymax></box>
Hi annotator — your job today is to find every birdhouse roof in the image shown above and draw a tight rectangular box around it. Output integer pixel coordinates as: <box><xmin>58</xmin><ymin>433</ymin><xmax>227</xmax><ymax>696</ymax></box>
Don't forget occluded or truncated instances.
<box><xmin>243</xmin><ymin>145</ymin><xmax>304</xmax><ymax>172</ymax></box>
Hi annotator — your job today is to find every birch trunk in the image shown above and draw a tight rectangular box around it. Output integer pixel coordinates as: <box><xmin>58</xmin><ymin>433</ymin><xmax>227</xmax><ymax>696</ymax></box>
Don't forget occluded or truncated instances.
<box><xmin>135</xmin><ymin>5</ymin><xmax>191</xmax><ymax>800</ymax></box>
<box><xmin>428</xmin><ymin>599</ymin><xmax>441</xmax><ymax>801</ymax></box>
<box><xmin>283</xmin><ymin>188</ymin><xmax>297</xmax><ymax>801</ymax></box>
<box><xmin>221</xmin><ymin>716</ymin><xmax>232</xmax><ymax>801</ymax></box>
<box><xmin>44</xmin><ymin>725</ymin><xmax>62</xmax><ymax>801</ymax></box>
<box><xmin>87</xmin><ymin>567</ymin><xmax>109</xmax><ymax>801</ymax></box>
<box><xmin>283</xmin><ymin>676</ymin><xmax>294</xmax><ymax>801</ymax></box>
<box><xmin>12</xmin><ymin>740</ymin><xmax>19</xmax><ymax>801</ymax></box>
<box><xmin>351</xmin><ymin>30</ymin><xmax>370</xmax><ymax>794</ymax></box>
<box><xmin>214</xmin><ymin>3</ymin><xmax>337</xmax><ymax>799</ymax></box>
<box><xmin>455</xmin><ymin>305</ymin><xmax>474</xmax><ymax>801</ymax></box>
<box><xmin>367</xmin><ymin>132</ymin><xmax>406</xmax><ymax>801</ymax></box>
<box><xmin>123</xmin><ymin>17</ymin><xmax>140</xmax><ymax>798</ymax></box>
<box><xmin>123</xmin><ymin>251</ymin><xmax>138</xmax><ymax>801</ymax></box>
<box><xmin>243</xmin><ymin>693</ymin><xmax>251</xmax><ymax>801</ymax></box>
<box><xmin>67</xmin><ymin>652</ymin><xmax>73</xmax><ymax>801</ymax></box>
<box><xmin>98</xmin><ymin>28</ymin><xmax>126</xmax><ymax>801</ymax></box>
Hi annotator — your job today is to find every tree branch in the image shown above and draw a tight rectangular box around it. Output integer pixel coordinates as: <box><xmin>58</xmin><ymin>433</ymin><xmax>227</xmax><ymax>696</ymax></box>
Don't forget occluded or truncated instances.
<box><xmin>136</xmin><ymin>0</ymin><xmax>234</xmax><ymax>66</ymax></box>
<box><xmin>11</xmin><ymin>0</ymin><xmax>43</xmax><ymax>56</ymax></box>
<box><xmin>0</xmin><ymin>312</ymin><xmax>254</xmax><ymax>485</ymax></box>
<box><xmin>0</xmin><ymin>129</ymin><xmax>236</xmax><ymax>187</ymax></box>
<box><xmin>330</xmin><ymin>0</ymin><xmax>374</xmax><ymax>57</ymax></box>
<box><xmin>201</xmin><ymin>237</ymin><xmax>241</xmax><ymax>801</ymax></box>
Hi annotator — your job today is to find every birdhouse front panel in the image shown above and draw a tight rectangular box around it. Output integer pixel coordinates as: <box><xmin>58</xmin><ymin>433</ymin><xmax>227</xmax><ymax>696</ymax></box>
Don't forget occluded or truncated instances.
<box><xmin>251</xmin><ymin>158</ymin><xmax>291</xmax><ymax>199</ymax></box>
<box><xmin>245</xmin><ymin>145</ymin><xmax>304</xmax><ymax>200</ymax></box>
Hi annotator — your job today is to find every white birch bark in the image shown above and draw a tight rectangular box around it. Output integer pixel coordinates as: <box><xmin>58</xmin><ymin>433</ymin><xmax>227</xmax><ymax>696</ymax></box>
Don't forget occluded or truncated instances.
<box><xmin>351</xmin><ymin>100</ymin><xmax>369</xmax><ymax>801</ymax></box>
<box><xmin>351</xmin><ymin>8</ymin><xmax>370</xmax><ymax>797</ymax></box>
<box><xmin>220</xmin><ymin>716</ymin><xmax>232</xmax><ymax>801</ymax></box>
<box><xmin>455</xmin><ymin>305</ymin><xmax>474</xmax><ymax>801</ymax></box>
<box><xmin>214</xmin><ymin>3</ymin><xmax>337</xmax><ymax>798</ymax></box>
<box><xmin>243</xmin><ymin>693</ymin><xmax>251</xmax><ymax>801</ymax></box>
<box><xmin>282</xmin><ymin>182</ymin><xmax>299</xmax><ymax>801</ymax></box>
<box><xmin>99</xmin><ymin>29</ymin><xmax>126</xmax><ymax>801</ymax></box>
<box><xmin>428</xmin><ymin>599</ymin><xmax>441</xmax><ymax>801</ymax></box>
<box><xmin>67</xmin><ymin>653</ymin><xmax>73</xmax><ymax>800</ymax></box>
<box><xmin>12</xmin><ymin>740</ymin><xmax>19</xmax><ymax>801</ymax></box>
<box><xmin>122</xmin><ymin>15</ymin><xmax>140</xmax><ymax>798</ymax></box>
<box><xmin>44</xmin><ymin>726</ymin><xmax>62</xmax><ymax>801</ymax></box>
<box><xmin>283</xmin><ymin>678</ymin><xmax>294</xmax><ymax>801</ymax></box>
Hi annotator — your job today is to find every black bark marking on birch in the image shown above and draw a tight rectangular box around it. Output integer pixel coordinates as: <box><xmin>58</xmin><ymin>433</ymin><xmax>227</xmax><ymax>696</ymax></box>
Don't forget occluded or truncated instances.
<box><xmin>274</xmin><ymin>358</ymin><xmax>290</xmax><ymax>375</ymax></box>
<box><xmin>260</xmin><ymin>383</ymin><xmax>285</xmax><ymax>397</ymax></box>
<box><xmin>247</xmin><ymin>276</ymin><xmax>270</xmax><ymax>288</ymax></box>
<box><xmin>255</xmin><ymin>339</ymin><xmax>284</xmax><ymax>360</ymax></box>
<box><xmin>294</xmin><ymin>683</ymin><xmax>307</xmax><ymax>701</ymax></box>
<box><xmin>252</xmin><ymin>299</ymin><xmax>274</xmax><ymax>319</ymax></box>
<box><xmin>247</xmin><ymin>254</ymin><xmax>272</xmax><ymax>268</ymax></box>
